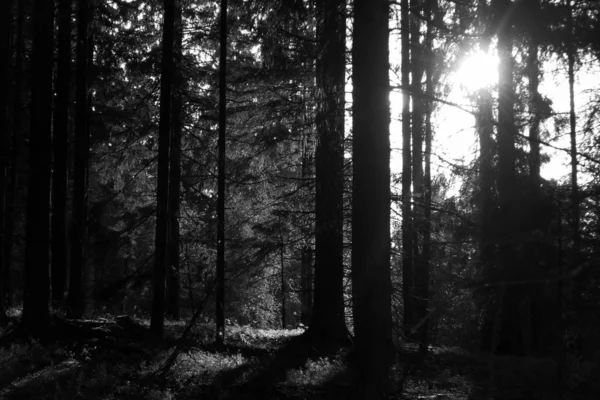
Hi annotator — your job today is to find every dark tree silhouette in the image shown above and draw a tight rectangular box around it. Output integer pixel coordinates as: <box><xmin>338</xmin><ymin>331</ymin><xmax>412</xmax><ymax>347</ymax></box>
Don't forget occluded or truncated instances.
<box><xmin>566</xmin><ymin>0</ymin><xmax>580</xmax><ymax>254</ymax></box>
<box><xmin>52</xmin><ymin>0</ymin><xmax>72</xmax><ymax>307</ymax></box>
<box><xmin>23</xmin><ymin>0</ymin><xmax>54</xmax><ymax>334</ymax></box>
<box><xmin>351</xmin><ymin>0</ymin><xmax>394</xmax><ymax>396</ymax></box>
<box><xmin>309</xmin><ymin>0</ymin><xmax>348</xmax><ymax>351</ymax></box>
<box><xmin>0</xmin><ymin>0</ymin><xmax>12</xmax><ymax>321</ymax></box>
<box><xmin>419</xmin><ymin>0</ymin><xmax>437</xmax><ymax>353</ymax></box>
<box><xmin>68</xmin><ymin>0</ymin><xmax>90</xmax><ymax>319</ymax></box>
<box><xmin>401</xmin><ymin>0</ymin><xmax>414</xmax><ymax>340</ymax></box>
<box><xmin>0</xmin><ymin>1</ymin><xmax>12</xmax><ymax>322</ymax></box>
<box><xmin>527</xmin><ymin>0</ymin><xmax>542</xmax><ymax>188</ymax></box>
<box><xmin>4</xmin><ymin>0</ymin><xmax>26</xmax><ymax>311</ymax></box>
<box><xmin>215</xmin><ymin>0</ymin><xmax>228</xmax><ymax>345</ymax></box>
<box><xmin>410</xmin><ymin>0</ymin><xmax>426</xmax><ymax>345</ymax></box>
<box><xmin>151</xmin><ymin>0</ymin><xmax>176</xmax><ymax>337</ymax></box>
<box><xmin>476</xmin><ymin>0</ymin><xmax>497</xmax><ymax>353</ymax></box>
<box><xmin>166</xmin><ymin>0</ymin><xmax>183</xmax><ymax>321</ymax></box>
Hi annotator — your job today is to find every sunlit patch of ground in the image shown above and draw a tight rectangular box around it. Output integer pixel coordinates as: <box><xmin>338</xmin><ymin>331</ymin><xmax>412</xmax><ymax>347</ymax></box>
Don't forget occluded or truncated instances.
<box><xmin>283</xmin><ymin>356</ymin><xmax>346</xmax><ymax>386</ymax></box>
<box><xmin>4</xmin><ymin>317</ymin><xmax>595</xmax><ymax>400</ymax></box>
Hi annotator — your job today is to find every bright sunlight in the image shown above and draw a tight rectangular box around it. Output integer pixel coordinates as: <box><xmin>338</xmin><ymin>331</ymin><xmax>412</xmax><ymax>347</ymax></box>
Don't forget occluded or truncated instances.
<box><xmin>454</xmin><ymin>49</ymin><xmax>499</xmax><ymax>92</ymax></box>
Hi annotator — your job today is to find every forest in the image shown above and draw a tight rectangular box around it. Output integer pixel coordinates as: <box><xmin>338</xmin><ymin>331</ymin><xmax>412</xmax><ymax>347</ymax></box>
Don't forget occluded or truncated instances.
<box><xmin>0</xmin><ymin>0</ymin><xmax>599</xmax><ymax>399</ymax></box>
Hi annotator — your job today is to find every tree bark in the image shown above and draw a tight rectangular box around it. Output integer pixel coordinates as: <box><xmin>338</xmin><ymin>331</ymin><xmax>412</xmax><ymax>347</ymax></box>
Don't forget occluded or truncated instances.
<box><xmin>566</xmin><ymin>0</ymin><xmax>579</xmax><ymax>254</ymax></box>
<box><xmin>280</xmin><ymin>232</ymin><xmax>286</xmax><ymax>329</ymax></box>
<box><xmin>166</xmin><ymin>0</ymin><xmax>182</xmax><ymax>321</ymax></box>
<box><xmin>527</xmin><ymin>0</ymin><xmax>541</xmax><ymax>188</ymax></box>
<box><xmin>150</xmin><ymin>0</ymin><xmax>176</xmax><ymax>337</ymax></box>
<box><xmin>67</xmin><ymin>0</ymin><xmax>90</xmax><ymax>319</ymax></box>
<box><xmin>491</xmin><ymin>0</ymin><xmax>518</xmax><ymax>356</ymax></box>
<box><xmin>476</xmin><ymin>0</ymin><xmax>496</xmax><ymax>352</ymax></box>
<box><xmin>0</xmin><ymin>0</ymin><xmax>12</xmax><ymax>320</ymax></box>
<box><xmin>23</xmin><ymin>0</ymin><xmax>53</xmax><ymax>335</ymax></box>
<box><xmin>419</xmin><ymin>0</ymin><xmax>436</xmax><ymax>354</ymax></box>
<box><xmin>410</xmin><ymin>0</ymin><xmax>426</xmax><ymax>345</ymax></box>
<box><xmin>4</xmin><ymin>0</ymin><xmax>26</xmax><ymax>310</ymax></box>
<box><xmin>215</xmin><ymin>0</ymin><xmax>227</xmax><ymax>345</ymax></box>
<box><xmin>401</xmin><ymin>0</ymin><xmax>414</xmax><ymax>341</ymax></box>
<box><xmin>52</xmin><ymin>0</ymin><xmax>72</xmax><ymax>308</ymax></box>
<box><xmin>352</xmin><ymin>0</ymin><xmax>393</xmax><ymax>396</ymax></box>
<box><xmin>310</xmin><ymin>0</ymin><xmax>348</xmax><ymax>350</ymax></box>
<box><xmin>300</xmin><ymin>245</ymin><xmax>313</xmax><ymax>325</ymax></box>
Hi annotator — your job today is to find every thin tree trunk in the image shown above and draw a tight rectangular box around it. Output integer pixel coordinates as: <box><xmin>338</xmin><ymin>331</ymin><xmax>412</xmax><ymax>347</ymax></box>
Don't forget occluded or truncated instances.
<box><xmin>477</xmin><ymin>0</ymin><xmax>496</xmax><ymax>352</ymax></box>
<box><xmin>280</xmin><ymin>233</ymin><xmax>286</xmax><ymax>329</ymax></box>
<box><xmin>493</xmin><ymin>0</ymin><xmax>518</xmax><ymax>355</ymax></box>
<box><xmin>166</xmin><ymin>0</ymin><xmax>182</xmax><ymax>321</ymax></box>
<box><xmin>4</xmin><ymin>0</ymin><xmax>26</xmax><ymax>310</ymax></box>
<box><xmin>67</xmin><ymin>0</ymin><xmax>90</xmax><ymax>319</ymax></box>
<box><xmin>527</xmin><ymin>0</ymin><xmax>541</xmax><ymax>188</ymax></box>
<box><xmin>300</xmin><ymin>245</ymin><xmax>313</xmax><ymax>325</ymax></box>
<box><xmin>215</xmin><ymin>0</ymin><xmax>227</xmax><ymax>345</ymax></box>
<box><xmin>401</xmin><ymin>0</ymin><xmax>414</xmax><ymax>341</ymax></box>
<box><xmin>420</xmin><ymin>0</ymin><xmax>436</xmax><ymax>354</ymax></box>
<box><xmin>0</xmin><ymin>0</ymin><xmax>12</xmax><ymax>321</ymax></box>
<box><xmin>310</xmin><ymin>0</ymin><xmax>348</xmax><ymax>350</ymax></box>
<box><xmin>52</xmin><ymin>0</ymin><xmax>71</xmax><ymax>308</ymax></box>
<box><xmin>352</xmin><ymin>0</ymin><xmax>393</xmax><ymax>396</ymax></box>
<box><xmin>23</xmin><ymin>0</ymin><xmax>53</xmax><ymax>335</ymax></box>
<box><xmin>150</xmin><ymin>0</ymin><xmax>176</xmax><ymax>337</ymax></box>
<box><xmin>410</xmin><ymin>0</ymin><xmax>425</xmax><ymax>345</ymax></box>
<box><xmin>566</xmin><ymin>0</ymin><xmax>579</xmax><ymax>254</ymax></box>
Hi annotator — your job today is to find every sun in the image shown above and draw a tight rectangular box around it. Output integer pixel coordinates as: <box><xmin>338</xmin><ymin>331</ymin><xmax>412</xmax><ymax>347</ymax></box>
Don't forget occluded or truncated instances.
<box><xmin>454</xmin><ymin>50</ymin><xmax>499</xmax><ymax>92</ymax></box>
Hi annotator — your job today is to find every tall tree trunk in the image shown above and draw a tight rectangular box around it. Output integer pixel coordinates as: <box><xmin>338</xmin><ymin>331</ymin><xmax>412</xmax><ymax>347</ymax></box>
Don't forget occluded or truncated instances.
<box><xmin>566</xmin><ymin>0</ymin><xmax>579</xmax><ymax>254</ymax></box>
<box><xmin>420</xmin><ymin>0</ymin><xmax>436</xmax><ymax>354</ymax></box>
<box><xmin>215</xmin><ymin>0</ymin><xmax>227</xmax><ymax>345</ymax></box>
<box><xmin>150</xmin><ymin>0</ymin><xmax>175</xmax><ymax>337</ymax></box>
<box><xmin>300</xmin><ymin>245</ymin><xmax>313</xmax><ymax>325</ymax></box>
<box><xmin>352</xmin><ymin>0</ymin><xmax>393</xmax><ymax>396</ymax></box>
<box><xmin>52</xmin><ymin>0</ymin><xmax>72</xmax><ymax>308</ymax></box>
<box><xmin>310</xmin><ymin>0</ymin><xmax>348</xmax><ymax>350</ymax></box>
<box><xmin>67</xmin><ymin>0</ymin><xmax>90</xmax><ymax>319</ymax></box>
<box><xmin>280</xmin><ymin>230</ymin><xmax>286</xmax><ymax>329</ymax></box>
<box><xmin>492</xmin><ymin>0</ymin><xmax>518</xmax><ymax>356</ymax></box>
<box><xmin>476</xmin><ymin>0</ymin><xmax>496</xmax><ymax>353</ymax></box>
<box><xmin>300</xmin><ymin>117</ymin><xmax>313</xmax><ymax>325</ymax></box>
<box><xmin>4</xmin><ymin>0</ymin><xmax>27</xmax><ymax>310</ymax></box>
<box><xmin>0</xmin><ymin>0</ymin><xmax>12</xmax><ymax>321</ymax></box>
<box><xmin>410</xmin><ymin>0</ymin><xmax>425</xmax><ymax>345</ymax></box>
<box><xmin>166</xmin><ymin>0</ymin><xmax>182</xmax><ymax>321</ymax></box>
<box><xmin>527</xmin><ymin>0</ymin><xmax>541</xmax><ymax>188</ymax></box>
<box><xmin>23</xmin><ymin>0</ymin><xmax>53</xmax><ymax>335</ymax></box>
<box><xmin>401</xmin><ymin>0</ymin><xmax>414</xmax><ymax>341</ymax></box>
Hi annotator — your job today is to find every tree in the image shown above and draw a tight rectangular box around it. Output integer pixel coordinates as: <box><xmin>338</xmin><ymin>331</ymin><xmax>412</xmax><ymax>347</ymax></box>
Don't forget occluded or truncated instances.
<box><xmin>23</xmin><ymin>0</ymin><xmax>54</xmax><ymax>334</ymax></box>
<box><xmin>401</xmin><ymin>0</ymin><xmax>414</xmax><ymax>341</ymax></box>
<box><xmin>215</xmin><ymin>0</ymin><xmax>227</xmax><ymax>345</ymax></box>
<box><xmin>309</xmin><ymin>0</ymin><xmax>348</xmax><ymax>351</ymax></box>
<box><xmin>68</xmin><ymin>0</ymin><xmax>91</xmax><ymax>319</ymax></box>
<box><xmin>527</xmin><ymin>0</ymin><xmax>542</xmax><ymax>188</ymax></box>
<box><xmin>4</xmin><ymin>0</ymin><xmax>26</xmax><ymax>311</ymax></box>
<box><xmin>419</xmin><ymin>0</ymin><xmax>437</xmax><ymax>354</ymax></box>
<box><xmin>166</xmin><ymin>0</ymin><xmax>183</xmax><ymax>321</ymax></box>
<box><xmin>0</xmin><ymin>0</ymin><xmax>12</xmax><ymax>321</ymax></box>
<box><xmin>52</xmin><ymin>0</ymin><xmax>72</xmax><ymax>307</ymax></box>
<box><xmin>351</xmin><ymin>0</ymin><xmax>394</xmax><ymax>396</ymax></box>
<box><xmin>150</xmin><ymin>0</ymin><xmax>176</xmax><ymax>337</ymax></box>
<box><xmin>566</xmin><ymin>0</ymin><xmax>580</xmax><ymax>254</ymax></box>
<box><xmin>476</xmin><ymin>0</ymin><xmax>497</xmax><ymax>353</ymax></box>
<box><xmin>410</xmin><ymin>0</ymin><xmax>426</xmax><ymax>346</ymax></box>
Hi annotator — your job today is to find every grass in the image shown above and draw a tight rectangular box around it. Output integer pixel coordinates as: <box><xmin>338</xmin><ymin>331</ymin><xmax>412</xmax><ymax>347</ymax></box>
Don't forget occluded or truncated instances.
<box><xmin>1</xmin><ymin>314</ymin><xmax>598</xmax><ymax>399</ymax></box>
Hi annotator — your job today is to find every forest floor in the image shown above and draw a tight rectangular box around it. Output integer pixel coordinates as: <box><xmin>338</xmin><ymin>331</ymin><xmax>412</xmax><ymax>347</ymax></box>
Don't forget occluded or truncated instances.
<box><xmin>0</xmin><ymin>312</ymin><xmax>596</xmax><ymax>400</ymax></box>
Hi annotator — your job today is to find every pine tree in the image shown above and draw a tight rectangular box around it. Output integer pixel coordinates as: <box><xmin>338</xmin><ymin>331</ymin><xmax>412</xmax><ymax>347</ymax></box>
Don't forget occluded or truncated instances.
<box><xmin>150</xmin><ymin>0</ymin><xmax>176</xmax><ymax>337</ymax></box>
<box><xmin>352</xmin><ymin>0</ymin><xmax>394</xmax><ymax>395</ymax></box>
